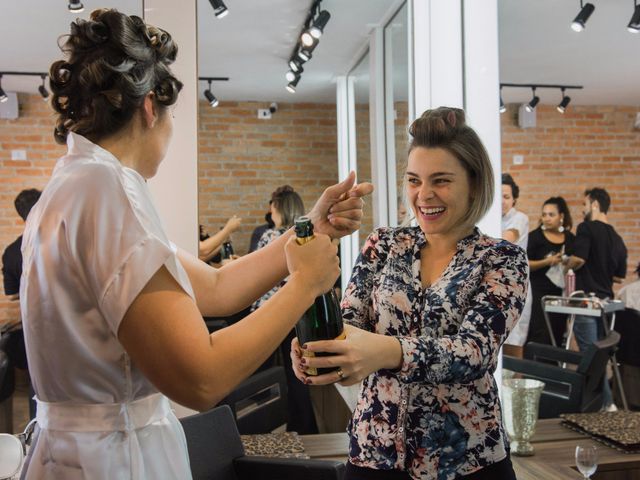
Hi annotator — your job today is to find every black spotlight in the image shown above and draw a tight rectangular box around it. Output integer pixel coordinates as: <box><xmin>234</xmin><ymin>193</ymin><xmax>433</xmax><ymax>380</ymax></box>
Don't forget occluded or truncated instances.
<box><xmin>557</xmin><ymin>89</ymin><xmax>571</xmax><ymax>113</ymax></box>
<box><xmin>571</xmin><ymin>2</ymin><xmax>595</xmax><ymax>32</ymax></box>
<box><xmin>289</xmin><ymin>58</ymin><xmax>303</xmax><ymax>72</ymax></box>
<box><xmin>286</xmin><ymin>76</ymin><xmax>300</xmax><ymax>94</ymax></box>
<box><xmin>499</xmin><ymin>88</ymin><xmax>506</xmax><ymax>114</ymax></box>
<box><xmin>38</xmin><ymin>75</ymin><xmax>49</xmax><ymax>101</ymax></box>
<box><xmin>285</xmin><ymin>70</ymin><xmax>302</xmax><ymax>83</ymax></box>
<box><xmin>209</xmin><ymin>0</ymin><xmax>229</xmax><ymax>19</ymax></box>
<box><xmin>68</xmin><ymin>0</ymin><xmax>84</xmax><ymax>13</ymax></box>
<box><xmin>628</xmin><ymin>3</ymin><xmax>640</xmax><ymax>33</ymax></box>
<box><xmin>204</xmin><ymin>80</ymin><xmax>219</xmax><ymax>107</ymax></box>
<box><xmin>0</xmin><ymin>76</ymin><xmax>7</xmax><ymax>103</ymax></box>
<box><xmin>301</xmin><ymin>31</ymin><xmax>315</xmax><ymax>48</ymax></box>
<box><xmin>525</xmin><ymin>88</ymin><xmax>539</xmax><ymax>113</ymax></box>
<box><xmin>297</xmin><ymin>41</ymin><xmax>317</xmax><ymax>62</ymax></box>
<box><xmin>309</xmin><ymin>10</ymin><xmax>331</xmax><ymax>39</ymax></box>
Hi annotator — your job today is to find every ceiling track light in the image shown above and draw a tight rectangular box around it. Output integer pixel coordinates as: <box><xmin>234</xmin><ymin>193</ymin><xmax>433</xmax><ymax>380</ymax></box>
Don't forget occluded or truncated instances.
<box><xmin>500</xmin><ymin>83</ymin><xmax>583</xmax><ymax>114</ymax></box>
<box><xmin>571</xmin><ymin>1</ymin><xmax>595</xmax><ymax>32</ymax></box>
<box><xmin>68</xmin><ymin>0</ymin><xmax>84</xmax><ymax>13</ymax></box>
<box><xmin>286</xmin><ymin>76</ymin><xmax>300</xmax><ymax>94</ymax></box>
<box><xmin>285</xmin><ymin>69</ymin><xmax>302</xmax><ymax>83</ymax></box>
<box><xmin>310</xmin><ymin>10</ymin><xmax>331</xmax><ymax>39</ymax></box>
<box><xmin>628</xmin><ymin>1</ymin><xmax>640</xmax><ymax>33</ymax></box>
<box><xmin>0</xmin><ymin>75</ymin><xmax>7</xmax><ymax>103</ymax></box>
<box><xmin>289</xmin><ymin>58</ymin><xmax>303</xmax><ymax>72</ymax></box>
<box><xmin>209</xmin><ymin>0</ymin><xmax>229</xmax><ymax>19</ymax></box>
<box><xmin>198</xmin><ymin>76</ymin><xmax>229</xmax><ymax>108</ymax></box>
<box><xmin>0</xmin><ymin>71</ymin><xmax>53</xmax><ymax>102</ymax></box>
<box><xmin>38</xmin><ymin>75</ymin><xmax>49</xmax><ymax>101</ymax></box>
<box><xmin>557</xmin><ymin>88</ymin><xmax>572</xmax><ymax>113</ymax></box>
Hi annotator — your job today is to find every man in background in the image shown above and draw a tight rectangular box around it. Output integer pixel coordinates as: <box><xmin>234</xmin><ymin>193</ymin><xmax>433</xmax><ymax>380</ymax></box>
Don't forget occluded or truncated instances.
<box><xmin>501</xmin><ymin>173</ymin><xmax>531</xmax><ymax>357</ymax></box>
<box><xmin>566</xmin><ymin>187</ymin><xmax>627</xmax><ymax>410</ymax></box>
<box><xmin>1</xmin><ymin>188</ymin><xmax>41</xmax><ymax>429</ymax></box>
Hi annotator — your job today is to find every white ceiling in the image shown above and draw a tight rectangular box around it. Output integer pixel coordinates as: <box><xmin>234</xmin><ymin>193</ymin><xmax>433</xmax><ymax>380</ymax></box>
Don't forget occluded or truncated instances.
<box><xmin>1</xmin><ymin>0</ymin><xmax>638</xmax><ymax>106</ymax></box>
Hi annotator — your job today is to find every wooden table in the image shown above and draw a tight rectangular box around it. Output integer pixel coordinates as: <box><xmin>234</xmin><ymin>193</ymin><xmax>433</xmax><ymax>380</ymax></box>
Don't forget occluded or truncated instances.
<box><xmin>301</xmin><ymin>418</ymin><xmax>640</xmax><ymax>479</ymax></box>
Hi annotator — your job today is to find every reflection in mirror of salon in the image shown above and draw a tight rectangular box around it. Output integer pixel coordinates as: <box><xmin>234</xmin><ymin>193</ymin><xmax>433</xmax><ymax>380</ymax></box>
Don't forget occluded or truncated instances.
<box><xmin>197</xmin><ymin>1</ymin><xmax>399</xmax><ymax>255</ymax></box>
<box><xmin>498</xmin><ymin>0</ymin><xmax>639</xmax><ymax>288</ymax></box>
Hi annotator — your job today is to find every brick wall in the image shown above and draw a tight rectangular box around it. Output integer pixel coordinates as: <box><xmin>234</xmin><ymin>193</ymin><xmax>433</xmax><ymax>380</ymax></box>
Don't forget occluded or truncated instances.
<box><xmin>198</xmin><ymin>101</ymin><xmax>339</xmax><ymax>254</ymax></box>
<box><xmin>0</xmin><ymin>94</ymin><xmax>63</xmax><ymax>322</ymax></box>
<box><xmin>501</xmin><ymin>104</ymin><xmax>640</xmax><ymax>285</ymax></box>
<box><xmin>2</xmin><ymin>97</ymin><xmax>638</xmax><ymax>325</ymax></box>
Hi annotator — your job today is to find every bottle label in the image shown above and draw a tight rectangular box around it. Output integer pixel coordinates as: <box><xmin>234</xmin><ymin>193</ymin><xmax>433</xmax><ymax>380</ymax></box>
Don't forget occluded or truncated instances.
<box><xmin>296</xmin><ymin>235</ymin><xmax>314</xmax><ymax>246</ymax></box>
<box><xmin>302</xmin><ymin>329</ymin><xmax>346</xmax><ymax>376</ymax></box>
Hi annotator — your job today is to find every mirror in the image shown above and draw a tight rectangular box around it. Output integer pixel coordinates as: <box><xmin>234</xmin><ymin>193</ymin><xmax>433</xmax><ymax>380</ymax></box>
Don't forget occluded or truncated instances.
<box><xmin>349</xmin><ymin>51</ymin><xmax>372</xmax><ymax>247</ymax></box>
<box><xmin>196</xmin><ymin>0</ymin><xmax>395</xmax><ymax>256</ymax></box>
<box><xmin>383</xmin><ymin>2</ymin><xmax>410</xmax><ymax>227</ymax></box>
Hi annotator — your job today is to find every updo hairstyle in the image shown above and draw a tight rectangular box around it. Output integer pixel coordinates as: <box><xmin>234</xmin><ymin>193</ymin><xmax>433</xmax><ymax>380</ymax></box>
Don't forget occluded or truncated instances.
<box><xmin>49</xmin><ymin>8</ymin><xmax>183</xmax><ymax>144</ymax></box>
<box><xmin>407</xmin><ymin>107</ymin><xmax>494</xmax><ymax>228</ymax></box>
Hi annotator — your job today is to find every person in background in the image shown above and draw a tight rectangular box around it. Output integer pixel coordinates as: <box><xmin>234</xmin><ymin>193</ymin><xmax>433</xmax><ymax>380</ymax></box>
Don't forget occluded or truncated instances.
<box><xmin>292</xmin><ymin>108</ymin><xmax>527</xmax><ymax>480</ymax></box>
<box><xmin>501</xmin><ymin>173</ymin><xmax>532</xmax><ymax>356</ymax></box>
<box><xmin>251</xmin><ymin>185</ymin><xmax>318</xmax><ymax>434</ymax></box>
<box><xmin>19</xmin><ymin>9</ymin><xmax>371</xmax><ymax>478</ymax></box>
<box><xmin>566</xmin><ymin>187</ymin><xmax>627</xmax><ymax>411</ymax></box>
<box><xmin>199</xmin><ymin>215</ymin><xmax>242</xmax><ymax>265</ymax></box>
<box><xmin>249</xmin><ymin>209</ymin><xmax>275</xmax><ymax>254</ymax></box>
<box><xmin>618</xmin><ymin>262</ymin><xmax>640</xmax><ymax>312</ymax></box>
<box><xmin>526</xmin><ymin>196</ymin><xmax>575</xmax><ymax>346</ymax></box>
<box><xmin>1</xmin><ymin>188</ymin><xmax>41</xmax><ymax>427</ymax></box>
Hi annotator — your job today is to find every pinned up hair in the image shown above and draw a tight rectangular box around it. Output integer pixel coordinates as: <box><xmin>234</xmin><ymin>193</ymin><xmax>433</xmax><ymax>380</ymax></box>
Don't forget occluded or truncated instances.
<box><xmin>407</xmin><ymin>107</ymin><xmax>494</xmax><ymax>228</ymax></box>
<box><xmin>49</xmin><ymin>8</ymin><xmax>183</xmax><ymax>144</ymax></box>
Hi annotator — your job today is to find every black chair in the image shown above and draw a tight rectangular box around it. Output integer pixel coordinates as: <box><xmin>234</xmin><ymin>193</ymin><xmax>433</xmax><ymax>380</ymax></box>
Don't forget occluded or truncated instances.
<box><xmin>180</xmin><ymin>404</ymin><xmax>345</xmax><ymax>480</ymax></box>
<box><xmin>503</xmin><ymin>331</ymin><xmax>620</xmax><ymax>418</ymax></box>
<box><xmin>218</xmin><ymin>366</ymin><xmax>288</xmax><ymax>434</ymax></box>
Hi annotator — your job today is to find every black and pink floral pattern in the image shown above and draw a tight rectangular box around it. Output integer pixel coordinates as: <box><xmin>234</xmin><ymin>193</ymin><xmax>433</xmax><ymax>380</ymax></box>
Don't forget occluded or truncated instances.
<box><xmin>342</xmin><ymin>226</ymin><xmax>528</xmax><ymax>479</ymax></box>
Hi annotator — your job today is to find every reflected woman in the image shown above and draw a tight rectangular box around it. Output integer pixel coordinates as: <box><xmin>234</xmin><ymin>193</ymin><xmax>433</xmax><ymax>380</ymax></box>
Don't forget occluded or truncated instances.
<box><xmin>292</xmin><ymin>108</ymin><xmax>528</xmax><ymax>480</ymax></box>
<box><xmin>526</xmin><ymin>196</ymin><xmax>574</xmax><ymax>346</ymax></box>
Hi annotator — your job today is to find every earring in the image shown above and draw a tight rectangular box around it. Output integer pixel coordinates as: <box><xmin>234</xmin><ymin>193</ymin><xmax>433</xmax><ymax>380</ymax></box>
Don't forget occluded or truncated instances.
<box><xmin>541</xmin><ymin>224</ymin><xmax>546</xmax><ymax>231</ymax></box>
<box><xmin>558</xmin><ymin>225</ymin><xmax>565</xmax><ymax>233</ymax></box>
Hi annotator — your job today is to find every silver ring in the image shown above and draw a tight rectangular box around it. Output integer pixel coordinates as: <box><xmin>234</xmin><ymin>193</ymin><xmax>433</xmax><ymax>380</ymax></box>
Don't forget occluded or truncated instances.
<box><xmin>336</xmin><ymin>368</ymin><xmax>344</xmax><ymax>380</ymax></box>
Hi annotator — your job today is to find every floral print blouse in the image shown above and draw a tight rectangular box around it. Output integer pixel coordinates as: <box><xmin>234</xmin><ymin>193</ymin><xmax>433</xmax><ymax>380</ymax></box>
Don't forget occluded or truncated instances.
<box><xmin>342</xmin><ymin>226</ymin><xmax>528</xmax><ymax>480</ymax></box>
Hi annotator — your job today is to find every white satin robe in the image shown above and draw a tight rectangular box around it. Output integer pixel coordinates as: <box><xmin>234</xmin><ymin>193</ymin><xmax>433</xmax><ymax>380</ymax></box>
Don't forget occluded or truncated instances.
<box><xmin>20</xmin><ymin>133</ymin><xmax>194</xmax><ymax>479</ymax></box>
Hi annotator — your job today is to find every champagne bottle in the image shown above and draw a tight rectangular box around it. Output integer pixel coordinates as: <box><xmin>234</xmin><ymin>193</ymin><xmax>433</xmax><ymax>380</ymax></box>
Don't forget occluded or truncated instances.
<box><xmin>221</xmin><ymin>238</ymin><xmax>234</xmax><ymax>260</ymax></box>
<box><xmin>294</xmin><ymin>216</ymin><xmax>345</xmax><ymax>376</ymax></box>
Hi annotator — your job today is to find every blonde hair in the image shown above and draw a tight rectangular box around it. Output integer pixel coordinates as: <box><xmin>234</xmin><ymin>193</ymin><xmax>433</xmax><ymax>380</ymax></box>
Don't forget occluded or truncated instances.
<box><xmin>406</xmin><ymin>107</ymin><xmax>494</xmax><ymax>228</ymax></box>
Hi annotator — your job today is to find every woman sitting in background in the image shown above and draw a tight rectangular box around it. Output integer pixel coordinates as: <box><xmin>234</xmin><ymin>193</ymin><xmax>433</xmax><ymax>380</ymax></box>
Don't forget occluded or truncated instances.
<box><xmin>526</xmin><ymin>196</ymin><xmax>575</xmax><ymax>346</ymax></box>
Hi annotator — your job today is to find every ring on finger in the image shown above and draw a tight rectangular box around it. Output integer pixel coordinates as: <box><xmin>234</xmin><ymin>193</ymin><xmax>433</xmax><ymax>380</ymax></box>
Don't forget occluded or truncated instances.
<box><xmin>336</xmin><ymin>368</ymin><xmax>345</xmax><ymax>380</ymax></box>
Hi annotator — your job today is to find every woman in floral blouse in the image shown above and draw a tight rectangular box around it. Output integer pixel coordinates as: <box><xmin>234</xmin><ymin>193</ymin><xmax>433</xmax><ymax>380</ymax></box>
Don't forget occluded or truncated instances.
<box><xmin>292</xmin><ymin>107</ymin><xmax>528</xmax><ymax>480</ymax></box>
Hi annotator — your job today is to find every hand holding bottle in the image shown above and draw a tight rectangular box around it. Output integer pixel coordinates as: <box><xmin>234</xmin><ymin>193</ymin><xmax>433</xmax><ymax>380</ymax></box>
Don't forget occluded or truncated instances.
<box><xmin>284</xmin><ymin>232</ymin><xmax>339</xmax><ymax>299</ymax></box>
<box><xmin>290</xmin><ymin>324</ymin><xmax>403</xmax><ymax>387</ymax></box>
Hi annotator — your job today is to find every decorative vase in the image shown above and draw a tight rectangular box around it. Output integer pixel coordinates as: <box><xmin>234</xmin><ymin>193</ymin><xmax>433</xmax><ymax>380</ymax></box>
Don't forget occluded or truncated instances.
<box><xmin>502</xmin><ymin>378</ymin><xmax>545</xmax><ymax>456</ymax></box>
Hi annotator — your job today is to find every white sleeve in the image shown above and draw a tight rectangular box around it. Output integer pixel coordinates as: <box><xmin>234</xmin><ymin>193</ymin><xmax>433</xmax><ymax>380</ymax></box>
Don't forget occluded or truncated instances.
<box><xmin>71</xmin><ymin>163</ymin><xmax>176</xmax><ymax>335</ymax></box>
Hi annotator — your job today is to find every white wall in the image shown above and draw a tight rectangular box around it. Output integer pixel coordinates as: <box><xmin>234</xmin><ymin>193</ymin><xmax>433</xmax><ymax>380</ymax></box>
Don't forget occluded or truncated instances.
<box><xmin>145</xmin><ymin>0</ymin><xmax>199</xmax><ymax>256</ymax></box>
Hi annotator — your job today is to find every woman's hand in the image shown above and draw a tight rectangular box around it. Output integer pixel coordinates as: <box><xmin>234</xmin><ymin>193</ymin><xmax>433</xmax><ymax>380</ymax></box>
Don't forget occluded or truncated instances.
<box><xmin>307</xmin><ymin>171</ymin><xmax>374</xmax><ymax>239</ymax></box>
<box><xmin>284</xmin><ymin>233</ymin><xmax>340</xmax><ymax>299</ymax></box>
<box><xmin>224</xmin><ymin>215</ymin><xmax>242</xmax><ymax>233</ymax></box>
<box><xmin>547</xmin><ymin>252</ymin><xmax>562</xmax><ymax>266</ymax></box>
<box><xmin>290</xmin><ymin>324</ymin><xmax>403</xmax><ymax>387</ymax></box>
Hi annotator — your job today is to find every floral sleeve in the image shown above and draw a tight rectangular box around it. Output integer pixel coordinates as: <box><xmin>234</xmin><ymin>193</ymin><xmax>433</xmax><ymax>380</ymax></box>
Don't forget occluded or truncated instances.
<box><xmin>396</xmin><ymin>242</ymin><xmax>529</xmax><ymax>385</ymax></box>
<box><xmin>341</xmin><ymin>229</ymin><xmax>390</xmax><ymax>332</ymax></box>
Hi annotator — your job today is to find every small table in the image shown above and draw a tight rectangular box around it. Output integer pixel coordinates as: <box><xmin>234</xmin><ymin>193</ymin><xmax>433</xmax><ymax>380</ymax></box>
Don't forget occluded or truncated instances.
<box><xmin>300</xmin><ymin>418</ymin><xmax>640</xmax><ymax>479</ymax></box>
<box><xmin>543</xmin><ymin>295</ymin><xmax>628</xmax><ymax>410</ymax></box>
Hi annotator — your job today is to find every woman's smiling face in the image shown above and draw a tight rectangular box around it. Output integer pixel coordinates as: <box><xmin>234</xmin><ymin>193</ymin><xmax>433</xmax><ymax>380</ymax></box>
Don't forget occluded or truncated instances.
<box><xmin>406</xmin><ymin>147</ymin><xmax>471</xmax><ymax>238</ymax></box>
